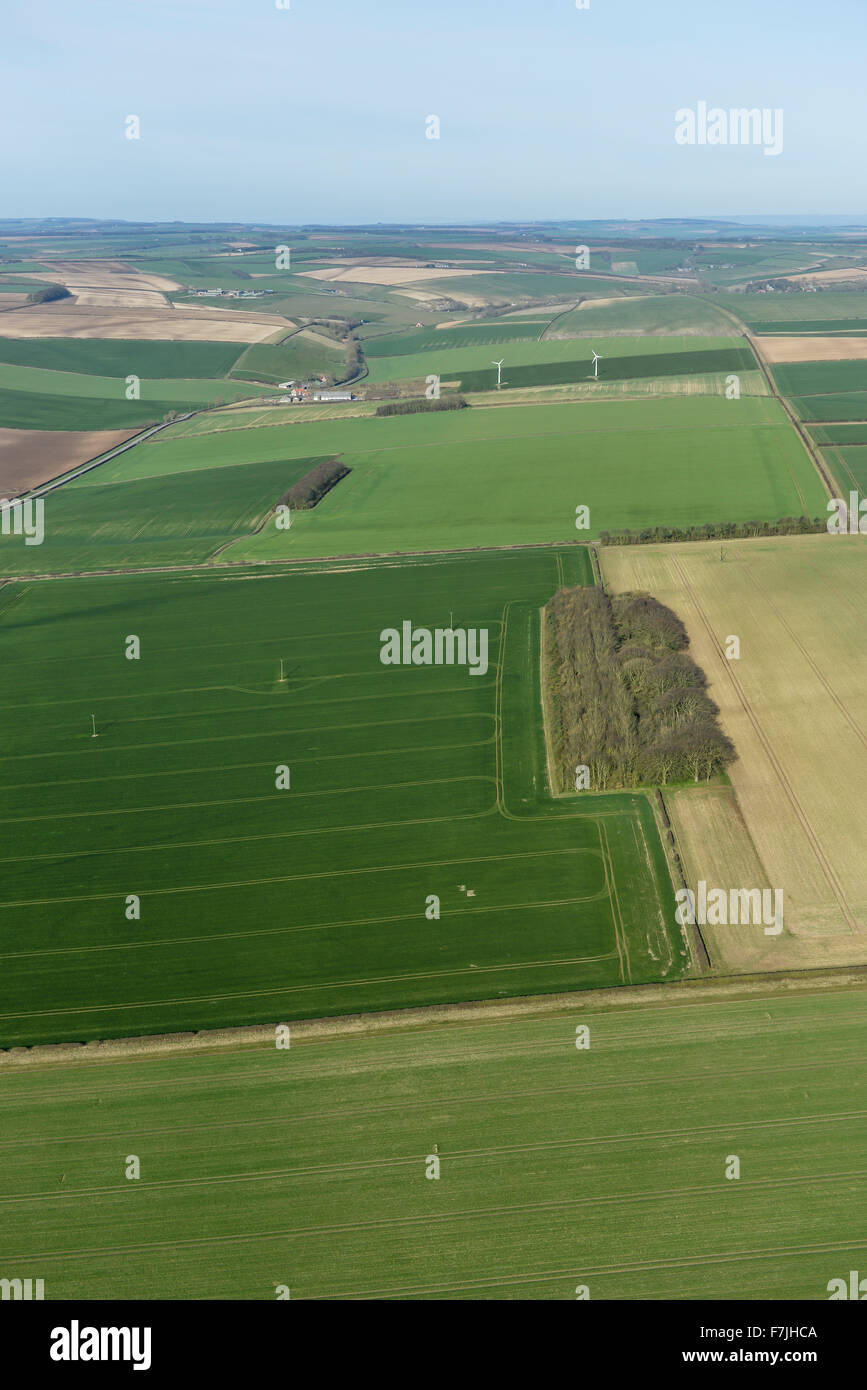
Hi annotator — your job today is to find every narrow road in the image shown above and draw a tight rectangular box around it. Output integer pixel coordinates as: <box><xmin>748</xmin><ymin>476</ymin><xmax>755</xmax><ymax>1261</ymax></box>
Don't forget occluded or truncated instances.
<box><xmin>23</xmin><ymin>414</ymin><xmax>198</xmax><ymax>500</ymax></box>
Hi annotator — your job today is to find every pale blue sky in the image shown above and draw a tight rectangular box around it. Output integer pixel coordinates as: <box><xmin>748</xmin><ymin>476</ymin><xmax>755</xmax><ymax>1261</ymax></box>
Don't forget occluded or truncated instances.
<box><xmin>2</xmin><ymin>0</ymin><xmax>865</xmax><ymax>223</ymax></box>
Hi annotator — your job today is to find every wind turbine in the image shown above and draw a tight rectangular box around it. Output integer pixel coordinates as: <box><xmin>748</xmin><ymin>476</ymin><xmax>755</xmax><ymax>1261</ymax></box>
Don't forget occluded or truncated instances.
<box><xmin>591</xmin><ymin>351</ymin><xmax>603</xmax><ymax>380</ymax></box>
<box><xmin>492</xmin><ymin>359</ymin><xmax>505</xmax><ymax>388</ymax></box>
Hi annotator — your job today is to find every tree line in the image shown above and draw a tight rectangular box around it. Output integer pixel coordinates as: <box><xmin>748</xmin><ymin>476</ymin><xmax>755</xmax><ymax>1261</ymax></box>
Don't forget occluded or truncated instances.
<box><xmin>276</xmin><ymin>458</ymin><xmax>350</xmax><ymax>511</ymax></box>
<box><xmin>544</xmin><ymin>586</ymin><xmax>735</xmax><ymax>791</ymax></box>
<box><xmin>598</xmin><ymin>515</ymin><xmax>827</xmax><ymax>547</ymax></box>
<box><xmin>27</xmin><ymin>284</ymin><xmax>71</xmax><ymax>304</ymax></box>
<box><xmin>375</xmin><ymin>395</ymin><xmax>468</xmax><ymax>416</ymax></box>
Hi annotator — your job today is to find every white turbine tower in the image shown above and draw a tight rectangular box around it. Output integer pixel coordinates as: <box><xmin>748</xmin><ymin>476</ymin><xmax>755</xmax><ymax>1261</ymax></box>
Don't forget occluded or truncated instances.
<box><xmin>591</xmin><ymin>351</ymin><xmax>603</xmax><ymax>380</ymax></box>
<box><xmin>492</xmin><ymin>359</ymin><xmax>505</xmax><ymax>388</ymax></box>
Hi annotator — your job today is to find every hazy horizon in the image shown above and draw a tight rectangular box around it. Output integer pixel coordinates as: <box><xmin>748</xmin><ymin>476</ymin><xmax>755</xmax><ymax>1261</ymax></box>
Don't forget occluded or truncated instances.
<box><xmin>3</xmin><ymin>0</ymin><xmax>864</xmax><ymax>224</ymax></box>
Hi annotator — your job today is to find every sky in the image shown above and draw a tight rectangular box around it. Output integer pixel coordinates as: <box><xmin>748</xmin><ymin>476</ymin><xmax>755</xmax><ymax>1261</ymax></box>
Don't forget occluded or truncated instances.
<box><xmin>2</xmin><ymin>0</ymin><xmax>866</xmax><ymax>225</ymax></box>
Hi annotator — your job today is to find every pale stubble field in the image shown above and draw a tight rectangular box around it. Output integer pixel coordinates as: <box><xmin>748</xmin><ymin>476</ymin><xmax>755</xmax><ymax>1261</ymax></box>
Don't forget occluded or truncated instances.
<box><xmin>601</xmin><ymin>533</ymin><xmax>867</xmax><ymax>975</ymax></box>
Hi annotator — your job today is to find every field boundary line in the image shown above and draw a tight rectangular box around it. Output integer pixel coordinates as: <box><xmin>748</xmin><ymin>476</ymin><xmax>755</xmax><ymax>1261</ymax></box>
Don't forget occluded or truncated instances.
<box><xmin>5</xmin><ymin>1006</ymin><xmax>864</xmax><ymax>1092</ymax></box>
<box><xmin>652</xmin><ymin>789</ymin><xmax>709</xmax><ymax>973</ymax></box>
<box><xmin>3</xmin><ymin>968</ymin><xmax>865</xmax><ymax>1065</ymax></box>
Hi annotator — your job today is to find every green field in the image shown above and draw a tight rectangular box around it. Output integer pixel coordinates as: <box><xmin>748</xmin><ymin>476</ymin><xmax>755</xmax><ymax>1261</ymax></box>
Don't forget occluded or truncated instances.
<box><xmin>790</xmin><ymin>393</ymin><xmax>867</xmax><ymax>422</ymax></box>
<box><xmin>0</xmin><ymin>454</ymin><xmax>321</xmax><ymax>572</ymax></box>
<box><xmin>0</xmin><ymin>361</ymin><xmax>269</xmax><ymax>404</ymax></box>
<box><xmin>1</xmin><ymin>984</ymin><xmax>863</xmax><ymax>1298</ymax></box>
<box><xmin>770</xmin><ymin>360</ymin><xmax>867</xmax><ymax>398</ymax></box>
<box><xmin>364</xmin><ymin>334</ymin><xmax>746</xmax><ymax>387</ymax></box>
<box><xmin>0</xmin><ymin>549</ymin><xmax>690</xmax><ymax>1047</ymax></box>
<box><xmin>822</xmin><ymin>445</ymin><xmax>867</xmax><ymax>492</ymax></box>
<box><xmin>218</xmin><ymin>396</ymin><xmax>825</xmax><ymax>559</ymax></box>
<box><xmin>754</xmin><ymin>321</ymin><xmax>867</xmax><ymax>335</ymax></box>
<box><xmin>434</xmin><ymin>272</ymin><xmax>641</xmax><ymax>302</ymax></box>
<box><xmin>0</xmin><ymin>338</ymin><xmax>243</xmax><ymax>378</ymax></box>
<box><xmin>0</xmin><ymin>362</ymin><xmax>269</xmax><ymax>430</ymax></box>
<box><xmin>808</xmin><ymin>423</ymin><xmax>867</xmax><ymax>445</ymax></box>
<box><xmin>445</xmin><ymin>346</ymin><xmax>754</xmax><ymax>394</ymax></box>
<box><xmin>229</xmin><ymin>334</ymin><xmax>347</xmax><ymax>385</ymax></box>
<box><xmin>135</xmin><ymin>401</ymin><xmax>380</xmax><ymax>438</ymax></box>
<box><xmin>692</xmin><ymin>248</ymin><xmax>822</xmax><ymax>286</ymax></box>
<box><xmin>364</xmin><ymin>321</ymin><xmax>559</xmax><ymax>356</ymax></box>
<box><xmin>548</xmin><ymin>295</ymin><xmax>736</xmax><ymax>336</ymax></box>
<box><xmin>0</xmin><ymin>385</ymin><xmax>197</xmax><ymax>431</ymax></box>
<box><xmin>715</xmin><ymin>292</ymin><xmax>867</xmax><ymax>330</ymax></box>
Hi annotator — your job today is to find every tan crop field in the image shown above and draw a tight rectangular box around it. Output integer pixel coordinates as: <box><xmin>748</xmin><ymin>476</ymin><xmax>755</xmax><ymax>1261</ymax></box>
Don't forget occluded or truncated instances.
<box><xmin>301</xmin><ymin>264</ymin><xmax>494</xmax><ymax>285</ymax></box>
<box><xmin>70</xmin><ymin>288</ymin><xmax>169</xmax><ymax>308</ymax></box>
<box><xmin>0</xmin><ymin>426</ymin><xmax>140</xmax><ymax>494</ymax></box>
<box><xmin>786</xmin><ymin>267</ymin><xmax>867</xmax><ymax>286</ymax></box>
<box><xmin>602</xmin><ymin>534</ymin><xmax>867</xmax><ymax>974</ymax></box>
<box><xmin>0</xmin><ymin>304</ymin><xmax>285</xmax><ymax>341</ymax></box>
<box><xmin>758</xmin><ymin>336</ymin><xmax>867</xmax><ymax>363</ymax></box>
<box><xmin>30</xmin><ymin>259</ymin><xmax>181</xmax><ymax>294</ymax></box>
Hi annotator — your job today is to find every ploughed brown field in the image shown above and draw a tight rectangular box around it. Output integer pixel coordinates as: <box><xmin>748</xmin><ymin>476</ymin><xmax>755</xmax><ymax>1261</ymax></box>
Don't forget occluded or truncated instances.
<box><xmin>0</xmin><ymin>426</ymin><xmax>140</xmax><ymax>495</ymax></box>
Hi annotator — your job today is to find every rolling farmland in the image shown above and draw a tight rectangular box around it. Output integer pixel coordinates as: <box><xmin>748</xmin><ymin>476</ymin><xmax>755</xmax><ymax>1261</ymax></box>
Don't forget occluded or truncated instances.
<box><xmin>0</xmin><ymin>396</ymin><xmax>821</xmax><ymax>574</ymax></box>
<box><xmin>1</xmin><ymin>211</ymin><xmax>866</xmax><ymax>1314</ymax></box>
<box><xmin>546</xmin><ymin>294</ymin><xmax>737</xmax><ymax>336</ymax></box>
<box><xmin>224</xmin><ymin>396</ymin><xmax>825</xmax><ymax>559</ymax></box>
